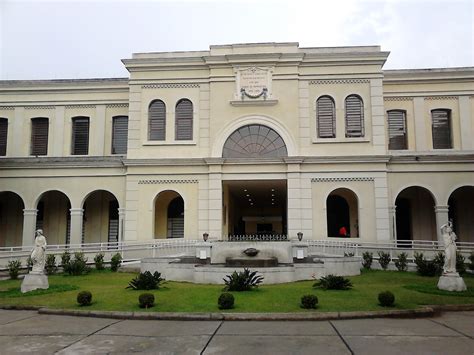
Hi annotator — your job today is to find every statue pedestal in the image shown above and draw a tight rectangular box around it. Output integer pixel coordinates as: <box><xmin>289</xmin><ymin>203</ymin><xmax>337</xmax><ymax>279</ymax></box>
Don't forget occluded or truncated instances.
<box><xmin>21</xmin><ymin>272</ymin><xmax>49</xmax><ymax>293</ymax></box>
<box><xmin>437</xmin><ymin>273</ymin><xmax>467</xmax><ymax>292</ymax></box>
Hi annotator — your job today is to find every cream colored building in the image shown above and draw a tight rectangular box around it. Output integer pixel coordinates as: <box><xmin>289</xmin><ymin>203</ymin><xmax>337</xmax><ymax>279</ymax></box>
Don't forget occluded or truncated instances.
<box><xmin>0</xmin><ymin>42</ymin><xmax>473</xmax><ymax>248</ymax></box>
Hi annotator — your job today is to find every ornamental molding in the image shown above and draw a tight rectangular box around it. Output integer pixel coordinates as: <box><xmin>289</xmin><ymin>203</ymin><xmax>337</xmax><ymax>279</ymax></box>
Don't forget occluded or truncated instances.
<box><xmin>138</xmin><ymin>179</ymin><xmax>199</xmax><ymax>185</ymax></box>
<box><xmin>65</xmin><ymin>104</ymin><xmax>96</xmax><ymax>109</ymax></box>
<box><xmin>309</xmin><ymin>79</ymin><xmax>370</xmax><ymax>85</ymax></box>
<box><xmin>0</xmin><ymin>106</ymin><xmax>15</xmax><ymax>110</ymax></box>
<box><xmin>25</xmin><ymin>105</ymin><xmax>55</xmax><ymax>110</ymax></box>
<box><xmin>106</xmin><ymin>103</ymin><xmax>129</xmax><ymax>108</ymax></box>
<box><xmin>141</xmin><ymin>83</ymin><xmax>200</xmax><ymax>89</ymax></box>
<box><xmin>311</xmin><ymin>177</ymin><xmax>374</xmax><ymax>182</ymax></box>
<box><xmin>424</xmin><ymin>96</ymin><xmax>458</xmax><ymax>101</ymax></box>
<box><xmin>384</xmin><ymin>97</ymin><xmax>413</xmax><ymax>101</ymax></box>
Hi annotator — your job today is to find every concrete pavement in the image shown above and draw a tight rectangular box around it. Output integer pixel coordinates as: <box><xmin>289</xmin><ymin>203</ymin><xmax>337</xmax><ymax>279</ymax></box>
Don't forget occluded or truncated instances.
<box><xmin>0</xmin><ymin>309</ymin><xmax>472</xmax><ymax>354</ymax></box>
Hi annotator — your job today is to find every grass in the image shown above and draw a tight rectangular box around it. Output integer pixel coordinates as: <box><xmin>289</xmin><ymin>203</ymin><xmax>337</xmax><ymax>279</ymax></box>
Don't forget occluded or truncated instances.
<box><xmin>0</xmin><ymin>269</ymin><xmax>473</xmax><ymax>313</ymax></box>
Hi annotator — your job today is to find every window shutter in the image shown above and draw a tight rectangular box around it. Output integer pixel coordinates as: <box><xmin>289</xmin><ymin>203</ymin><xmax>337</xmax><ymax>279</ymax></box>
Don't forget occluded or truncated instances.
<box><xmin>0</xmin><ymin>118</ymin><xmax>7</xmax><ymax>156</ymax></box>
<box><xmin>345</xmin><ymin>95</ymin><xmax>364</xmax><ymax>137</ymax></box>
<box><xmin>387</xmin><ymin>110</ymin><xmax>407</xmax><ymax>150</ymax></box>
<box><xmin>175</xmin><ymin>99</ymin><xmax>193</xmax><ymax>140</ymax></box>
<box><xmin>317</xmin><ymin>96</ymin><xmax>336</xmax><ymax>138</ymax></box>
<box><xmin>31</xmin><ymin>117</ymin><xmax>49</xmax><ymax>156</ymax></box>
<box><xmin>112</xmin><ymin>116</ymin><xmax>128</xmax><ymax>154</ymax></box>
<box><xmin>72</xmin><ymin>117</ymin><xmax>90</xmax><ymax>155</ymax></box>
<box><xmin>432</xmin><ymin>109</ymin><xmax>452</xmax><ymax>149</ymax></box>
<box><xmin>148</xmin><ymin>100</ymin><xmax>166</xmax><ymax>140</ymax></box>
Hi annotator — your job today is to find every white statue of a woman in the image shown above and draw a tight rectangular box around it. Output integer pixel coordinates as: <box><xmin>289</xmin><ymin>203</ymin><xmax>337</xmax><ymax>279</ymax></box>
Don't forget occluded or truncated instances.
<box><xmin>441</xmin><ymin>221</ymin><xmax>457</xmax><ymax>274</ymax></box>
<box><xmin>30</xmin><ymin>229</ymin><xmax>47</xmax><ymax>274</ymax></box>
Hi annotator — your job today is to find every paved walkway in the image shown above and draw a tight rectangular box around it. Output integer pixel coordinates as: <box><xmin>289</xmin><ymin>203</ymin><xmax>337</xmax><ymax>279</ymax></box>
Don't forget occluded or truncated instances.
<box><xmin>0</xmin><ymin>310</ymin><xmax>473</xmax><ymax>354</ymax></box>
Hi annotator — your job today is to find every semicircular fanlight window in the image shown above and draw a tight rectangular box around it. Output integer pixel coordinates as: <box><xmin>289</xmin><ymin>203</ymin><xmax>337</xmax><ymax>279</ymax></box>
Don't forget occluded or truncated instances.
<box><xmin>222</xmin><ymin>124</ymin><xmax>288</xmax><ymax>158</ymax></box>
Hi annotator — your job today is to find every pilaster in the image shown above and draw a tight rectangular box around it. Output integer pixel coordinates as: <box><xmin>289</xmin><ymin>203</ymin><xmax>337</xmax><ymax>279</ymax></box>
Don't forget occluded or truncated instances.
<box><xmin>434</xmin><ymin>205</ymin><xmax>449</xmax><ymax>243</ymax></box>
<box><xmin>69</xmin><ymin>208</ymin><xmax>84</xmax><ymax>245</ymax></box>
<box><xmin>22</xmin><ymin>209</ymin><xmax>37</xmax><ymax>248</ymax></box>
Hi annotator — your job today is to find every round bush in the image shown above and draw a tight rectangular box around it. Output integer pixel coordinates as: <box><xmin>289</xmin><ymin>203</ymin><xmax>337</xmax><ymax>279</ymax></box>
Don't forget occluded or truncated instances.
<box><xmin>218</xmin><ymin>292</ymin><xmax>235</xmax><ymax>310</ymax></box>
<box><xmin>300</xmin><ymin>294</ymin><xmax>318</xmax><ymax>309</ymax></box>
<box><xmin>138</xmin><ymin>293</ymin><xmax>155</xmax><ymax>309</ymax></box>
<box><xmin>77</xmin><ymin>291</ymin><xmax>92</xmax><ymax>306</ymax></box>
<box><xmin>378</xmin><ymin>291</ymin><xmax>395</xmax><ymax>307</ymax></box>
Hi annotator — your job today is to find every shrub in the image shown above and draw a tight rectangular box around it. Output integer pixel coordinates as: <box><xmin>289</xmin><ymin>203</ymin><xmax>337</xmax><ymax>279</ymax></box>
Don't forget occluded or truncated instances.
<box><xmin>94</xmin><ymin>253</ymin><xmax>105</xmax><ymax>270</ymax></box>
<box><xmin>64</xmin><ymin>252</ymin><xmax>89</xmax><ymax>276</ymax></box>
<box><xmin>377</xmin><ymin>251</ymin><xmax>391</xmax><ymax>270</ymax></box>
<box><xmin>378</xmin><ymin>291</ymin><xmax>395</xmax><ymax>307</ymax></box>
<box><xmin>45</xmin><ymin>254</ymin><xmax>58</xmax><ymax>275</ymax></box>
<box><xmin>223</xmin><ymin>268</ymin><xmax>264</xmax><ymax>291</ymax></box>
<box><xmin>7</xmin><ymin>260</ymin><xmax>21</xmax><ymax>280</ymax></box>
<box><xmin>314</xmin><ymin>274</ymin><xmax>353</xmax><ymax>290</ymax></box>
<box><xmin>394</xmin><ymin>252</ymin><xmax>408</xmax><ymax>272</ymax></box>
<box><xmin>138</xmin><ymin>293</ymin><xmax>155</xmax><ymax>309</ymax></box>
<box><xmin>433</xmin><ymin>252</ymin><xmax>445</xmax><ymax>275</ymax></box>
<box><xmin>77</xmin><ymin>291</ymin><xmax>92</xmax><ymax>306</ymax></box>
<box><xmin>110</xmin><ymin>253</ymin><xmax>122</xmax><ymax>272</ymax></box>
<box><xmin>457</xmin><ymin>252</ymin><xmax>466</xmax><ymax>275</ymax></box>
<box><xmin>300</xmin><ymin>294</ymin><xmax>318</xmax><ymax>309</ymax></box>
<box><xmin>61</xmin><ymin>250</ymin><xmax>71</xmax><ymax>268</ymax></box>
<box><xmin>413</xmin><ymin>252</ymin><xmax>438</xmax><ymax>277</ymax></box>
<box><xmin>362</xmin><ymin>252</ymin><xmax>373</xmax><ymax>269</ymax></box>
<box><xmin>469</xmin><ymin>253</ymin><xmax>474</xmax><ymax>271</ymax></box>
<box><xmin>218</xmin><ymin>292</ymin><xmax>235</xmax><ymax>310</ymax></box>
<box><xmin>127</xmin><ymin>271</ymin><xmax>165</xmax><ymax>290</ymax></box>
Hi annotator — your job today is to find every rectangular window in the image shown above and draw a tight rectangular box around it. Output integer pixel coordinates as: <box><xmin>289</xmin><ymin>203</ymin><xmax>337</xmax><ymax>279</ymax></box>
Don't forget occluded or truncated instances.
<box><xmin>31</xmin><ymin>118</ymin><xmax>49</xmax><ymax>156</ymax></box>
<box><xmin>111</xmin><ymin>116</ymin><xmax>128</xmax><ymax>154</ymax></box>
<box><xmin>387</xmin><ymin>110</ymin><xmax>407</xmax><ymax>150</ymax></box>
<box><xmin>0</xmin><ymin>118</ymin><xmax>7</xmax><ymax>156</ymax></box>
<box><xmin>71</xmin><ymin>117</ymin><xmax>90</xmax><ymax>155</ymax></box>
<box><xmin>432</xmin><ymin>109</ymin><xmax>452</xmax><ymax>149</ymax></box>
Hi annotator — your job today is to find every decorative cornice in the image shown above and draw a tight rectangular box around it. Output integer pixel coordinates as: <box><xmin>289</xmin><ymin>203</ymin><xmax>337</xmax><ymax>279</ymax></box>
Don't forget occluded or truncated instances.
<box><xmin>309</xmin><ymin>79</ymin><xmax>370</xmax><ymax>85</ymax></box>
<box><xmin>65</xmin><ymin>104</ymin><xmax>96</xmax><ymax>109</ymax></box>
<box><xmin>0</xmin><ymin>106</ymin><xmax>15</xmax><ymax>110</ymax></box>
<box><xmin>312</xmin><ymin>177</ymin><xmax>374</xmax><ymax>182</ymax></box>
<box><xmin>141</xmin><ymin>84</ymin><xmax>200</xmax><ymax>89</ymax></box>
<box><xmin>106</xmin><ymin>103</ymin><xmax>129</xmax><ymax>108</ymax></box>
<box><xmin>384</xmin><ymin>97</ymin><xmax>413</xmax><ymax>101</ymax></box>
<box><xmin>424</xmin><ymin>96</ymin><xmax>458</xmax><ymax>101</ymax></box>
<box><xmin>24</xmin><ymin>106</ymin><xmax>55</xmax><ymax>110</ymax></box>
<box><xmin>138</xmin><ymin>179</ymin><xmax>198</xmax><ymax>184</ymax></box>
<box><xmin>0</xmin><ymin>156</ymin><xmax>125</xmax><ymax>169</ymax></box>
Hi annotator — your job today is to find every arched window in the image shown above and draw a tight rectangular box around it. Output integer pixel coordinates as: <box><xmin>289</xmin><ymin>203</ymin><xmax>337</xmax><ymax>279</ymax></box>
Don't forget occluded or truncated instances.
<box><xmin>31</xmin><ymin>117</ymin><xmax>49</xmax><ymax>156</ymax></box>
<box><xmin>316</xmin><ymin>96</ymin><xmax>336</xmax><ymax>138</ymax></box>
<box><xmin>175</xmin><ymin>99</ymin><xmax>193</xmax><ymax>140</ymax></box>
<box><xmin>222</xmin><ymin>124</ymin><xmax>288</xmax><ymax>158</ymax></box>
<box><xmin>387</xmin><ymin>110</ymin><xmax>407</xmax><ymax>150</ymax></box>
<box><xmin>431</xmin><ymin>109</ymin><xmax>452</xmax><ymax>149</ymax></box>
<box><xmin>71</xmin><ymin>116</ymin><xmax>90</xmax><ymax>155</ymax></box>
<box><xmin>345</xmin><ymin>95</ymin><xmax>364</xmax><ymax>137</ymax></box>
<box><xmin>148</xmin><ymin>100</ymin><xmax>166</xmax><ymax>141</ymax></box>
<box><xmin>112</xmin><ymin>116</ymin><xmax>128</xmax><ymax>154</ymax></box>
<box><xmin>0</xmin><ymin>118</ymin><xmax>8</xmax><ymax>156</ymax></box>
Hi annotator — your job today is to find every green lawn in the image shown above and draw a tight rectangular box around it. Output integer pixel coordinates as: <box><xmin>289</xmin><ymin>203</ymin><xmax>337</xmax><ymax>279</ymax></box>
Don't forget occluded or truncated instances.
<box><xmin>0</xmin><ymin>269</ymin><xmax>473</xmax><ymax>313</ymax></box>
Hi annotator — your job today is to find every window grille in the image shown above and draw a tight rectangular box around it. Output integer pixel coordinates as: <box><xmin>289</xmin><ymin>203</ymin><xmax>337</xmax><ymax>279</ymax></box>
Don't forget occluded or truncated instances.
<box><xmin>0</xmin><ymin>118</ymin><xmax>7</xmax><ymax>156</ymax></box>
<box><xmin>148</xmin><ymin>100</ymin><xmax>166</xmax><ymax>140</ymax></box>
<box><xmin>112</xmin><ymin>116</ymin><xmax>128</xmax><ymax>154</ymax></box>
<box><xmin>31</xmin><ymin>117</ymin><xmax>49</xmax><ymax>156</ymax></box>
<box><xmin>345</xmin><ymin>95</ymin><xmax>364</xmax><ymax>137</ymax></box>
<box><xmin>175</xmin><ymin>99</ymin><xmax>193</xmax><ymax>140</ymax></box>
<box><xmin>71</xmin><ymin>116</ymin><xmax>90</xmax><ymax>155</ymax></box>
<box><xmin>317</xmin><ymin>96</ymin><xmax>336</xmax><ymax>138</ymax></box>
<box><xmin>431</xmin><ymin>109</ymin><xmax>452</xmax><ymax>149</ymax></box>
<box><xmin>387</xmin><ymin>110</ymin><xmax>407</xmax><ymax>150</ymax></box>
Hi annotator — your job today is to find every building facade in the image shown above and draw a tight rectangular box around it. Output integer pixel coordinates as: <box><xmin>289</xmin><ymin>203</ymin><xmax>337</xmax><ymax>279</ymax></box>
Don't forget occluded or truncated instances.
<box><xmin>0</xmin><ymin>43</ymin><xmax>473</xmax><ymax>248</ymax></box>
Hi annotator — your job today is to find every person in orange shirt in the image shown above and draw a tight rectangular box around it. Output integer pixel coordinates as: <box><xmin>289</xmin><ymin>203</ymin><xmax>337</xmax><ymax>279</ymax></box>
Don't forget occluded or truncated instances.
<box><xmin>339</xmin><ymin>226</ymin><xmax>348</xmax><ymax>237</ymax></box>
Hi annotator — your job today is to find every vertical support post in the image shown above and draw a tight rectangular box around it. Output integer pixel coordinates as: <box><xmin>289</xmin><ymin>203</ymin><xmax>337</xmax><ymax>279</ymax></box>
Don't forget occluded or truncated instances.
<box><xmin>434</xmin><ymin>205</ymin><xmax>449</xmax><ymax>244</ymax></box>
<box><xmin>69</xmin><ymin>208</ymin><xmax>84</xmax><ymax>246</ymax></box>
<box><xmin>22</xmin><ymin>209</ymin><xmax>37</xmax><ymax>249</ymax></box>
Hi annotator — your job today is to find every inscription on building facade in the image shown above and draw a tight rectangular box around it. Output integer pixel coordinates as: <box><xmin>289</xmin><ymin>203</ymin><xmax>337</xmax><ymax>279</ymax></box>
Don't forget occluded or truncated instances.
<box><xmin>234</xmin><ymin>66</ymin><xmax>273</xmax><ymax>100</ymax></box>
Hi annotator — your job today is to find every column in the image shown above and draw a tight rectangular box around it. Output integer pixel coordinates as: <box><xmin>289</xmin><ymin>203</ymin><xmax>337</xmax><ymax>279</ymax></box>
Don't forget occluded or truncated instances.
<box><xmin>69</xmin><ymin>208</ymin><xmax>84</xmax><ymax>245</ymax></box>
<box><xmin>287</xmin><ymin>160</ymin><xmax>303</xmax><ymax>239</ymax></box>
<box><xmin>22</xmin><ymin>209</ymin><xmax>37</xmax><ymax>248</ymax></box>
<box><xmin>374</xmin><ymin>175</ymin><xmax>390</xmax><ymax>241</ymax></box>
<box><xmin>207</xmin><ymin>160</ymin><xmax>223</xmax><ymax>239</ymax></box>
<box><xmin>118</xmin><ymin>208</ymin><xmax>126</xmax><ymax>243</ymax></box>
<box><xmin>388</xmin><ymin>205</ymin><xmax>397</xmax><ymax>242</ymax></box>
<box><xmin>434</xmin><ymin>205</ymin><xmax>449</xmax><ymax>243</ymax></box>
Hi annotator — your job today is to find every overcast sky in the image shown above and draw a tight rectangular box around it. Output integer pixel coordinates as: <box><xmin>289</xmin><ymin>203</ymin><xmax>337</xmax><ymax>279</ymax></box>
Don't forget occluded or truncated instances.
<box><xmin>0</xmin><ymin>0</ymin><xmax>473</xmax><ymax>80</ymax></box>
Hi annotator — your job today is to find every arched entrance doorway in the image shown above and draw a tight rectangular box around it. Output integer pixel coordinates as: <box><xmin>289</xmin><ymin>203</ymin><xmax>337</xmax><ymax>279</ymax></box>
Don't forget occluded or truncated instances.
<box><xmin>154</xmin><ymin>191</ymin><xmax>184</xmax><ymax>239</ymax></box>
<box><xmin>326</xmin><ymin>188</ymin><xmax>359</xmax><ymax>238</ymax></box>
<box><xmin>395</xmin><ymin>186</ymin><xmax>436</xmax><ymax>243</ymax></box>
<box><xmin>82</xmin><ymin>190</ymin><xmax>120</xmax><ymax>244</ymax></box>
<box><xmin>36</xmin><ymin>190</ymin><xmax>71</xmax><ymax>245</ymax></box>
<box><xmin>0</xmin><ymin>192</ymin><xmax>24</xmax><ymax>247</ymax></box>
<box><xmin>448</xmin><ymin>186</ymin><xmax>474</xmax><ymax>243</ymax></box>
